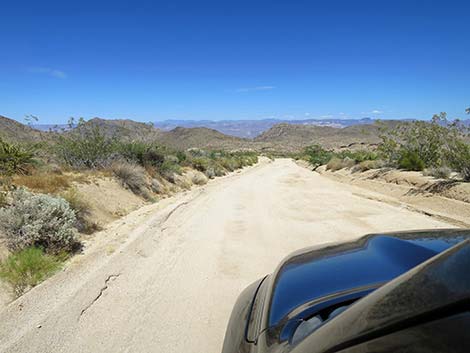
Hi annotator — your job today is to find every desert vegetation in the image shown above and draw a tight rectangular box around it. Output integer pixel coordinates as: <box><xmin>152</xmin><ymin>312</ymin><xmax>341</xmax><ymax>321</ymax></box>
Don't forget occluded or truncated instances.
<box><xmin>0</xmin><ymin>118</ymin><xmax>259</xmax><ymax>298</ymax></box>
<box><xmin>302</xmin><ymin>109</ymin><xmax>470</xmax><ymax>182</ymax></box>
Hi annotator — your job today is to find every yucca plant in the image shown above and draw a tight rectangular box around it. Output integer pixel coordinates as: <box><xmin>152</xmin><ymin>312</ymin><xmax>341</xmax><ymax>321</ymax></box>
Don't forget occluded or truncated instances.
<box><xmin>0</xmin><ymin>138</ymin><xmax>36</xmax><ymax>175</ymax></box>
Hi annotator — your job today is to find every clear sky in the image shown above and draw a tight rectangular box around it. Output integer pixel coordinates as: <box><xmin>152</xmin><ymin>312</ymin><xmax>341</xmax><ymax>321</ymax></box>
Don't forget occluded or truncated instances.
<box><xmin>1</xmin><ymin>0</ymin><xmax>469</xmax><ymax>124</ymax></box>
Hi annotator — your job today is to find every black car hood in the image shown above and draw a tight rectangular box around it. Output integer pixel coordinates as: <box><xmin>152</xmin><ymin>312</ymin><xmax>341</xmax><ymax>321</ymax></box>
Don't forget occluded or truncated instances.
<box><xmin>267</xmin><ymin>229</ymin><xmax>469</xmax><ymax>329</ymax></box>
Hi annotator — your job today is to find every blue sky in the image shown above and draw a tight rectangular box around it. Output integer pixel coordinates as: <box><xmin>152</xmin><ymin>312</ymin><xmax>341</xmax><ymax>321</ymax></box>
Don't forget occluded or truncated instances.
<box><xmin>1</xmin><ymin>0</ymin><xmax>469</xmax><ymax>124</ymax></box>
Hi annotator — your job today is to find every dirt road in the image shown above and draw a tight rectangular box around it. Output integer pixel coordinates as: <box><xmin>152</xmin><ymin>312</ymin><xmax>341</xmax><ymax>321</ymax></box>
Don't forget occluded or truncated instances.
<box><xmin>0</xmin><ymin>159</ymin><xmax>453</xmax><ymax>353</ymax></box>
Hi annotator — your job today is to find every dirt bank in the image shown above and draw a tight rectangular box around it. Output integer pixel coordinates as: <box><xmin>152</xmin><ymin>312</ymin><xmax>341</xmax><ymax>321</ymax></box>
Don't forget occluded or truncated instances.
<box><xmin>316</xmin><ymin>165</ymin><xmax>470</xmax><ymax>227</ymax></box>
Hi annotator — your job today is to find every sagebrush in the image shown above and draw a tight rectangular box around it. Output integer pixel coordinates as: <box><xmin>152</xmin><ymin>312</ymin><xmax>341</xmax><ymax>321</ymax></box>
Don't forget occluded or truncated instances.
<box><xmin>0</xmin><ymin>189</ymin><xmax>78</xmax><ymax>253</ymax></box>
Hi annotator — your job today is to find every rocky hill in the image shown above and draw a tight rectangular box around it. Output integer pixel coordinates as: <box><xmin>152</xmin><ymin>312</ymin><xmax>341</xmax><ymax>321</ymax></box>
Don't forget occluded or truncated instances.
<box><xmin>157</xmin><ymin>126</ymin><xmax>250</xmax><ymax>150</ymax></box>
<box><xmin>1</xmin><ymin>115</ymin><xmax>405</xmax><ymax>152</ymax></box>
<box><xmin>75</xmin><ymin>118</ymin><xmax>164</xmax><ymax>142</ymax></box>
<box><xmin>0</xmin><ymin>115</ymin><xmax>47</xmax><ymax>143</ymax></box>
<box><xmin>255</xmin><ymin>121</ymin><xmax>401</xmax><ymax>150</ymax></box>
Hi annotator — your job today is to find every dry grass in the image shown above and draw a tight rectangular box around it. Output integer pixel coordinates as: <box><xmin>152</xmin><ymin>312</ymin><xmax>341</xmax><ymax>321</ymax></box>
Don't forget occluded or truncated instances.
<box><xmin>326</xmin><ymin>157</ymin><xmax>355</xmax><ymax>171</ymax></box>
<box><xmin>111</xmin><ymin>162</ymin><xmax>151</xmax><ymax>199</ymax></box>
<box><xmin>351</xmin><ymin>160</ymin><xmax>384</xmax><ymax>173</ymax></box>
<box><xmin>13</xmin><ymin>173</ymin><xmax>71</xmax><ymax>194</ymax></box>
<box><xmin>12</xmin><ymin>171</ymin><xmax>91</xmax><ymax>195</ymax></box>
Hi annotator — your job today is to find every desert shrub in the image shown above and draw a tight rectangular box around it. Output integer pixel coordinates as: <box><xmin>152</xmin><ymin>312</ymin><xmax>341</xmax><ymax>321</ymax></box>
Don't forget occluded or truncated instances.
<box><xmin>205</xmin><ymin>167</ymin><xmax>216</xmax><ymax>179</ymax></box>
<box><xmin>351</xmin><ymin>160</ymin><xmax>384</xmax><ymax>173</ymax></box>
<box><xmin>56</xmin><ymin>125</ymin><xmax>117</xmax><ymax>169</ymax></box>
<box><xmin>61</xmin><ymin>188</ymin><xmax>99</xmax><ymax>234</ymax></box>
<box><xmin>0</xmin><ymin>189</ymin><xmax>78</xmax><ymax>253</ymax></box>
<box><xmin>111</xmin><ymin>162</ymin><xmax>150</xmax><ymax>198</ymax></box>
<box><xmin>191</xmin><ymin>157</ymin><xmax>210</xmax><ymax>172</ymax></box>
<box><xmin>0</xmin><ymin>191</ymin><xmax>6</xmax><ymax>208</ymax></box>
<box><xmin>212</xmin><ymin>163</ymin><xmax>227</xmax><ymax>177</ymax></box>
<box><xmin>398</xmin><ymin>150</ymin><xmax>425</xmax><ymax>171</ymax></box>
<box><xmin>187</xmin><ymin>148</ymin><xmax>206</xmax><ymax>158</ymax></box>
<box><xmin>379</xmin><ymin>118</ymin><xmax>447</xmax><ymax>168</ymax></box>
<box><xmin>13</xmin><ymin>173</ymin><xmax>71</xmax><ymax>194</ymax></box>
<box><xmin>191</xmin><ymin>172</ymin><xmax>208</xmax><ymax>185</ymax></box>
<box><xmin>115</xmin><ymin>141</ymin><xmax>147</xmax><ymax>165</ymax></box>
<box><xmin>326</xmin><ymin>157</ymin><xmax>344</xmax><ymax>171</ymax></box>
<box><xmin>337</xmin><ymin>149</ymin><xmax>378</xmax><ymax>163</ymax></box>
<box><xmin>445</xmin><ymin>139</ymin><xmax>470</xmax><ymax>181</ymax></box>
<box><xmin>0</xmin><ymin>138</ymin><xmax>36</xmax><ymax>175</ymax></box>
<box><xmin>142</xmin><ymin>146</ymin><xmax>168</xmax><ymax>167</ymax></box>
<box><xmin>379</xmin><ymin>112</ymin><xmax>470</xmax><ymax>176</ymax></box>
<box><xmin>159</xmin><ymin>159</ymin><xmax>182</xmax><ymax>182</ymax></box>
<box><xmin>326</xmin><ymin>157</ymin><xmax>356</xmax><ymax>171</ymax></box>
<box><xmin>219</xmin><ymin>157</ymin><xmax>237</xmax><ymax>172</ymax></box>
<box><xmin>423</xmin><ymin>166</ymin><xmax>452</xmax><ymax>179</ymax></box>
<box><xmin>176</xmin><ymin>150</ymin><xmax>187</xmax><ymax>163</ymax></box>
<box><xmin>303</xmin><ymin>145</ymin><xmax>332</xmax><ymax>169</ymax></box>
<box><xmin>234</xmin><ymin>152</ymin><xmax>258</xmax><ymax>167</ymax></box>
<box><xmin>0</xmin><ymin>247</ymin><xmax>64</xmax><ymax>297</ymax></box>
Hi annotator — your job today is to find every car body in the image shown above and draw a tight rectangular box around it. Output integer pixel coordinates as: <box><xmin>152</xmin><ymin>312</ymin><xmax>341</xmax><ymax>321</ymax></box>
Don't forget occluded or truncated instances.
<box><xmin>222</xmin><ymin>229</ymin><xmax>470</xmax><ymax>353</ymax></box>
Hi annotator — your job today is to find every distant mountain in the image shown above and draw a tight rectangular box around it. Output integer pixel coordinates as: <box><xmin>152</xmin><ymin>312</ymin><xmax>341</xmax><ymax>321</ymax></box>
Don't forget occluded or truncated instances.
<box><xmin>156</xmin><ymin>126</ymin><xmax>249</xmax><ymax>150</ymax></box>
<box><xmin>255</xmin><ymin>121</ymin><xmax>402</xmax><ymax>150</ymax></box>
<box><xmin>152</xmin><ymin>118</ymin><xmax>377</xmax><ymax>138</ymax></box>
<box><xmin>66</xmin><ymin>118</ymin><xmax>249</xmax><ymax>150</ymax></box>
<box><xmin>10</xmin><ymin>115</ymin><xmax>462</xmax><ymax>152</ymax></box>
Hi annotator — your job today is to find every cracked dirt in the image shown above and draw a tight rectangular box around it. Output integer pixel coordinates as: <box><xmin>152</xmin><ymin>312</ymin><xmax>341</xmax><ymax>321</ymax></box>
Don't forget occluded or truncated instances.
<box><xmin>0</xmin><ymin>159</ymin><xmax>454</xmax><ymax>353</ymax></box>
<box><xmin>79</xmin><ymin>274</ymin><xmax>121</xmax><ymax>319</ymax></box>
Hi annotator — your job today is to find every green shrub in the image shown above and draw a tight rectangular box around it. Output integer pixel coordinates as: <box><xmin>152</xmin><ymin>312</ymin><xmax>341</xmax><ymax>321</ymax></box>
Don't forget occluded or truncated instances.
<box><xmin>111</xmin><ymin>162</ymin><xmax>150</xmax><ymax>198</ymax></box>
<box><xmin>0</xmin><ymin>189</ymin><xmax>78</xmax><ymax>253</ymax></box>
<box><xmin>337</xmin><ymin>150</ymin><xmax>378</xmax><ymax>163</ymax></box>
<box><xmin>159</xmin><ymin>158</ymin><xmax>182</xmax><ymax>182</ymax></box>
<box><xmin>0</xmin><ymin>138</ymin><xmax>36</xmax><ymax>175</ymax></box>
<box><xmin>55</xmin><ymin>125</ymin><xmax>117</xmax><ymax>169</ymax></box>
<box><xmin>398</xmin><ymin>150</ymin><xmax>425</xmax><ymax>171</ymax></box>
<box><xmin>303</xmin><ymin>145</ymin><xmax>333</xmax><ymax>169</ymax></box>
<box><xmin>176</xmin><ymin>150</ymin><xmax>187</xmax><ymax>163</ymax></box>
<box><xmin>0</xmin><ymin>247</ymin><xmax>64</xmax><ymax>297</ymax></box>
<box><xmin>219</xmin><ymin>157</ymin><xmax>237</xmax><ymax>172</ymax></box>
<box><xmin>142</xmin><ymin>146</ymin><xmax>167</xmax><ymax>167</ymax></box>
<box><xmin>379</xmin><ymin>112</ymin><xmax>470</xmax><ymax>176</ymax></box>
<box><xmin>115</xmin><ymin>141</ymin><xmax>148</xmax><ymax>165</ymax></box>
<box><xmin>445</xmin><ymin>140</ymin><xmax>470</xmax><ymax>181</ymax></box>
<box><xmin>191</xmin><ymin>157</ymin><xmax>210</xmax><ymax>172</ymax></box>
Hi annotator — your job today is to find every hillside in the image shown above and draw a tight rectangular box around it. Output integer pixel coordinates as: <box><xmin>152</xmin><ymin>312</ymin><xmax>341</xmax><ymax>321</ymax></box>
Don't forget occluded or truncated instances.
<box><xmin>1</xmin><ymin>115</ymin><xmax>406</xmax><ymax>152</ymax></box>
<box><xmin>153</xmin><ymin>117</ymin><xmax>378</xmax><ymax>138</ymax></box>
<box><xmin>74</xmin><ymin>118</ymin><xmax>164</xmax><ymax>142</ymax></box>
<box><xmin>0</xmin><ymin>115</ymin><xmax>47</xmax><ymax>143</ymax></box>
<box><xmin>255</xmin><ymin>121</ymin><xmax>401</xmax><ymax>150</ymax></box>
<box><xmin>157</xmin><ymin>126</ymin><xmax>250</xmax><ymax>150</ymax></box>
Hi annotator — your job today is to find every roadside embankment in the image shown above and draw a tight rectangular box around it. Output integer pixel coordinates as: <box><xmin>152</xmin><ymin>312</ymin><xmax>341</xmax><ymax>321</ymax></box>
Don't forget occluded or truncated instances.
<box><xmin>315</xmin><ymin>165</ymin><xmax>470</xmax><ymax>227</ymax></box>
